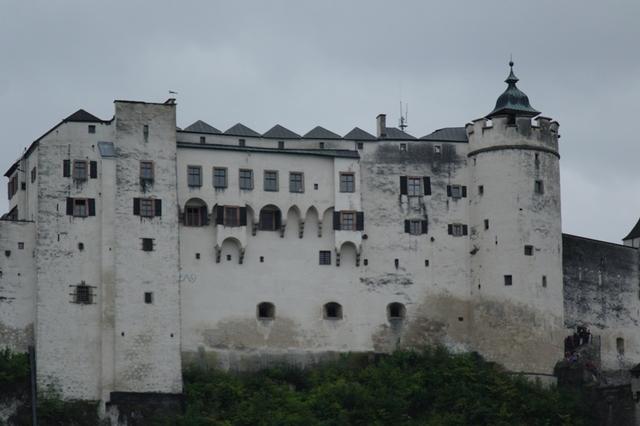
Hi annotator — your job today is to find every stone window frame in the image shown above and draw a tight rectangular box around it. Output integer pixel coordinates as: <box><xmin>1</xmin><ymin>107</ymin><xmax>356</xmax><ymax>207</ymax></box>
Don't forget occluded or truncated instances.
<box><xmin>187</xmin><ymin>165</ymin><xmax>202</xmax><ymax>188</ymax></box>
<box><xmin>263</xmin><ymin>170</ymin><xmax>279</xmax><ymax>192</ymax></box>
<box><xmin>406</xmin><ymin>176</ymin><xmax>422</xmax><ymax>196</ymax></box>
<box><xmin>73</xmin><ymin>198</ymin><xmax>89</xmax><ymax>217</ymax></box>
<box><xmin>213</xmin><ymin>167</ymin><xmax>227</xmax><ymax>189</ymax></box>
<box><xmin>340</xmin><ymin>211</ymin><xmax>356</xmax><ymax>231</ymax></box>
<box><xmin>339</xmin><ymin>172</ymin><xmax>355</xmax><ymax>193</ymax></box>
<box><xmin>223</xmin><ymin>206</ymin><xmax>241</xmax><ymax>227</ymax></box>
<box><xmin>319</xmin><ymin>250</ymin><xmax>331</xmax><ymax>265</ymax></box>
<box><xmin>289</xmin><ymin>171</ymin><xmax>304</xmax><ymax>193</ymax></box>
<box><xmin>73</xmin><ymin>160</ymin><xmax>88</xmax><ymax>181</ymax></box>
<box><xmin>140</xmin><ymin>161</ymin><xmax>154</xmax><ymax>184</ymax></box>
<box><xmin>239</xmin><ymin>169</ymin><xmax>254</xmax><ymax>190</ymax></box>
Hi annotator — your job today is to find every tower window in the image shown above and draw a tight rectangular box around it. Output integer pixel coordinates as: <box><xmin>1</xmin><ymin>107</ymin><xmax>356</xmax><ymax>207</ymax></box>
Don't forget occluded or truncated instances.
<box><xmin>144</xmin><ymin>292</ymin><xmax>154</xmax><ymax>304</ymax></box>
<box><xmin>387</xmin><ymin>302</ymin><xmax>406</xmax><ymax>320</ymax></box>
<box><xmin>200</xmin><ymin>136</ymin><xmax>206</xmax><ymax>144</ymax></box>
<box><xmin>504</xmin><ymin>275</ymin><xmax>513</xmax><ymax>286</ymax></box>
<box><xmin>357</xmin><ymin>142</ymin><xmax>363</xmax><ymax>150</ymax></box>
<box><xmin>524</xmin><ymin>245</ymin><xmax>533</xmax><ymax>256</ymax></box>
<box><xmin>141</xmin><ymin>238</ymin><xmax>154</xmax><ymax>251</ymax></box>
<box><xmin>278</xmin><ymin>141</ymin><xmax>285</xmax><ymax>149</ymax></box>
<box><xmin>187</xmin><ymin>165</ymin><xmax>203</xmax><ymax>187</ymax></box>
<box><xmin>478</xmin><ymin>185</ymin><xmax>484</xmax><ymax>195</ymax></box>
<box><xmin>534</xmin><ymin>153</ymin><xmax>540</xmax><ymax>169</ymax></box>
<box><xmin>407</xmin><ymin>177</ymin><xmax>422</xmax><ymax>196</ymax></box>
<box><xmin>323</xmin><ymin>302</ymin><xmax>343</xmax><ymax>319</ymax></box>
<box><xmin>239</xmin><ymin>169</ymin><xmax>254</xmax><ymax>190</ymax></box>
<box><xmin>289</xmin><ymin>172</ymin><xmax>304</xmax><ymax>193</ymax></box>
<box><xmin>617</xmin><ymin>338</ymin><xmax>625</xmax><ymax>355</ymax></box>
<box><xmin>434</xmin><ymin>145</ymin><xmax>441</xmax><ymax>154</ymax></box>
<box><xmin>484</xmin><ymin>219</ymin><xmax>489</xmax><ymax>230</ymax></box>
<box><xmin>73</xmin><ymin>282</ymin><xmax>93</xmax><ymax>304</ymax></box>
<box><xmin>257</xmin><ymin>302</ymin><xmax>275</xmax><ymax>319</ymax></box>
<box><xmin>399</xmin><ymin>143</ymin><xmax>407</xmax><ymax>152</ymax></box>
<box><xmin>73</xmin><ymin>160</ymin><xmax>88</xmax><ymax>181</ymax></box>
<box><xmin>143</xmin><ymin>125</ymin><xmax>149</xmax><ymax>140</ymax></box>
<box><xmin>88</xmin><ymin>125</ymin><xmax>96</xmax><ymax>134</ymax></box>
<box><xmin>542</xmin><ymin>276</ymin><xmax>547</xmax><ymax>287</ymax></box>
<box><xmin>319</xmin><ymin>250</ymin><xmax>331</xmax><ymax>265</ymax></box>
<box><xmin>213</xmin><ymin>167</ymin><xmax>227</xmax><ymax>188</ymax></box>
<box><xmin>340</xmin><ymin>173</ymin><xmax>355</xmax><ymax>193</ymax></box>
<box><xmin>319</xmin><ymin>142</ymin><xmax>325</xmax><ymax>149</ymax></box>
<box><xmin>534</xmin><ymin>180</ymin><xmax>544</xmax><ymax>194</ymax></box>
<box><xmin>140</xmin><ymin>161</ymin><xmax>154</xmax><ymax>185</ymax></box>
<box><xmin>239</xmin><ymin>138</ymin><xmax>246</xmax><ymax>147</ymax></box>
<box><xmin>263</xmin><ymin>170</ymin><xmax>279</xmax><ymax>192</ymax></box>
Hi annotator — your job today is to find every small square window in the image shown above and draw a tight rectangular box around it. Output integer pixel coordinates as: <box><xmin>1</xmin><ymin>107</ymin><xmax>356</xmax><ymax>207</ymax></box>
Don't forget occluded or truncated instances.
<box><xmin>73</xmin><ymin>199</ymin><xmax>88</xmax><ymax>217</ymax></box>
<box><xmin>341</xmin><ymin>212</ymin><xmax>355</xmax><ymax>231</ymax></box>
<box><xmin>140</xmin><ymin>199</ymin><xmax>155</xmax><ymax>217</ymax></box>
<box><xmin>340</xmin><ymin>173</ymin><xmax>355</xmax><ymax>193</ymax></box>
<box><xmin>78</xmin><ymin>242</ymin><xmax>84</xmax><ymax>251</ymax></box>
<box><xmin>484</xmin><ymin>219</ymin><xmax>489</xmax><ymax>230</ymax></box>
<box><xmin>195</xmin><ymin>253</ymin><xmax>200</xmax><ymax>259</ymax></box>
<box><xmin>425</xmin><ymin>259</ymin><xmax>429</xmax><ymax>267</ymax></box>
<box><xmin>141</xmin><ymin>238</ymin><xmax>154</xmax><ymax>251</ymax></box>
<box><xmin>264</xmin><ymin>170</ymin><xmax>279</xmax><ymax>192</ymax></box>
<box><xmin>144</xmin><ymin>292</ymin><xmax>153</xmax><ymax>304</ymax></box>
<box><xmin>226</xmin><ymin>254</ymin><xmax>232</xmax><ymax>261</ymax></box>
<box><xmin>324</xmin><ymin>302</ymin><xmax>342</xmax><ymax>319</ymax></box>
<box><xmin>289</xmin><ymin>172</ymin><xmax>304</xmax><ymax>193</ymax></box>
<box><xmin>213</xmin><ymin>167</ymin><xmax>227</xmax><ymax>188</ymax></box>
<box><xmin>524</xmin><ymin>245</ymin><xmax>533</xmax><ymax>256</ymax></box>
<box><xmin>542</xmin><ymin>276</ymin><xmax>547</xmax><ymax>287</ymax></box>
<box><xmin>88</xmin><ymin>125</ymin><xmax>96</xmax><ymax>134</ymax></box>
<box><xmin>504</xmin><ymin>275</ymin><xmax>513</xmax><ymax>286</ymax></box>
<box><xmin>364</xmin><ymin>259</ymin><xmax>368</xmax><ymax>266</ymax></box>
<box><xmin>200</xmin><ymin>136</ymin><xmax>206</xmax><ymax>144</ymax></box>
<box><xmin>434</xmin><ymin>145</ymin><xmax>441</xmax><ymax>154</ymax></box>
<box><xmin>319</xmin><ymin>250</ymin><xmax>331</xmax><ymax>265</ymax></box>
<box><xmin>239</xmin><ymin>169</ymin><xmax>254</xmax><ymax>190</ymax></box>
<box><xmin>239</xmin><ymin>139</ymin><xmax>246</xmax><ymax>147</ymax></box>
<box><xmin>357</xmin><ymin>142</ymin><xmax>363</xmax><ymax>150</ymax></box>
<box><xmin>260</xmin><ymin>256</ymin><xmax>264</xmax><ymax>263</ymax></box>
<box><xmin>450</xmin><ymin>185</ymin><xmax>462</xmax><ymax>199</ymax></box>
<box><xmin>478</xmin><ymin>185</ymin><xmax>484</xmax><ymax>195</ymax></box>
<box><xmin>75</xmin><ymin>283</ymin><xmax>92</xmax><ymax>304</ymax></box>
<box><xmin>187</xmin><ymin>165</ymin><xmax>202</xmax><ymax>187</ymax></box>
<box><xmin>408</xmin><ymin>220</ymin><xmax>422</xmax><ymax>235</ymax></box>
<box><xmin>278</xmin><ymin>141</ymin><xmax>285</xmax><ymax>149</ymax></box>
<box><xmin>535</xmin><ymin>180</ymin><xmax>544</xmax><ymax>194</ymax></box>
<box><xmin>319</xmin><ymin>142</ymin><xmax>325</xmax><ymax>149</ymax></box>
<box><xmin>258</xmin><ymin>302</ymin><xmax>275</xmax><ymax>319</ymax></box>
<box><xmin>314</xmin><ymin>183</ymin><xmax>318</xmax><ymax>190</ymax></box>
<box><xmin>399</xmin><ymin>143</ymin><xmax>407</xmax><ymax>152</ymax></box>
<box><xmin>18</xmin><ymin>242</ymin><xmax>24</xmax><ymax>250</ymax></box>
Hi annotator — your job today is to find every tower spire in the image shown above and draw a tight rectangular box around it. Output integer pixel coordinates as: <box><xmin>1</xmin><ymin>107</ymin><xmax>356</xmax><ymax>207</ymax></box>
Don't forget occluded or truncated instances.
<box><xmin>486</xmin><ymin>60</ymin><xmax>539</xmax><ymax>119</ymax></box>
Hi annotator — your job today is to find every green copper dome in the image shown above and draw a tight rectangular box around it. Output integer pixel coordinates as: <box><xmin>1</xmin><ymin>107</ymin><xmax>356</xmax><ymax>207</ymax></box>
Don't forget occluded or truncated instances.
<box><xmin>487</xmin><ymin>61</ymin><xmax>540</xmax><ymax>118</ymax></box>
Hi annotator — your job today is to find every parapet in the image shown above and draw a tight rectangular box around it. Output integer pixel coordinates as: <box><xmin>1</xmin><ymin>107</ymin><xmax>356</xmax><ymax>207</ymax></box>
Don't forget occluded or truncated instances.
<box><xmin>466</xmin><ymin>115</ymin><xmax>560</xmax><ymax>155</ymax></box>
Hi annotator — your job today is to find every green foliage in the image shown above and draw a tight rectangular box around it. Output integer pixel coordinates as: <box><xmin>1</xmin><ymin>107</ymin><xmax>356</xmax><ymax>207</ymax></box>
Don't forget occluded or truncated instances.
<box><xmin>0</xmin><ymin>348</ymin><xmax>29</xmax><ymax>392</ymax></box>
<box><xmin>171</xmin><ymin>348</ymin><xmax>593</xmax><ymax>426</ymax></box>
<box><xmin>36</xmin><ymin>386</ymin><xmax>100</xmax><ymax>426</ymax></box>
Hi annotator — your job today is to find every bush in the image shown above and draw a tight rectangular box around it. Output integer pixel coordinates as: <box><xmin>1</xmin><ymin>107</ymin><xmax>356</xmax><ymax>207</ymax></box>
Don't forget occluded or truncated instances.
<box><xmin>0</xmin><ymin>348</ymin><xmax>29</xmax><ymax>393</ymax></box>
<box><xmin>171</xmin><ymin>348</ymin><xmax>593</xmax><ymax>426</ymax></box>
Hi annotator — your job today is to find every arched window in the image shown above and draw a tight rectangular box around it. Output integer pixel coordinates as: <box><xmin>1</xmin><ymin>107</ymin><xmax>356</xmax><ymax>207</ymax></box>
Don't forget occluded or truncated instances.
<box><xmin>183</xmin><ymin>198</ymin><xmax>208</xmax><ymax>227</ymax></box>
<box><xmin>387</xmin><ymin>302</ymin><xmax>406</xmax><ymax>321</ymax></box>
<box><xmin>324</xmin><ymin>302</ymin><xmax>343</xmax><ymax>320</ymax></box>
<box><xmin>257</xmin><ymin>302</ymin><xmax>275</xmax><ymax>319</ymax></box>
<box><xmin>259</xmin><ymin>205</ymin><xmax>282</xmax><ymax>231</ymax></box>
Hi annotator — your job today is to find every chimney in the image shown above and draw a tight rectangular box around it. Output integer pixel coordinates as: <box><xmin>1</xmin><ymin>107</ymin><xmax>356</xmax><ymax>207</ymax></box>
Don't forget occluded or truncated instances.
<box><xmin>376</xmin><ymin>114</ymin><xmax>386</xmax><ymax>138</ymax></box>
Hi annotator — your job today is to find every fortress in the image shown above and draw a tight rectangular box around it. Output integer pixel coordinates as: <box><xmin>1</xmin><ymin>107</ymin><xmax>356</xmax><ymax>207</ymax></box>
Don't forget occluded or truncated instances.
<box><xmin>1</xmin><ymin>63</ymin><xmax>639</xmax><ymax>412</ymax></box>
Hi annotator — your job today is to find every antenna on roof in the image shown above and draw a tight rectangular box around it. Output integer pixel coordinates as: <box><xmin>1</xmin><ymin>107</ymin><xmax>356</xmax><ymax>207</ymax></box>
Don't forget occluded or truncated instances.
<box><xmin>169</xmin><ymin>90</ymin><xmax>178</xmax><ymax>95</ymax></box>
<box><xmin>399</xmin><ymin>101</ymin><xmax>408</xmax><ymax>132</ymax></box>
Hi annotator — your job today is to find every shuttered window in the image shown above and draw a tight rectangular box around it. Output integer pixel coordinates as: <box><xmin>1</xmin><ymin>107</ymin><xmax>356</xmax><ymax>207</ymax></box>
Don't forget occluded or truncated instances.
<box><xmin>133</xmin><ymin>198</ymin><xmax>161</xmax><ymax>218</ymax></box>
<box><xmin>66</xmin><ymin>198</ymin><xmax>96</xmax><ymax>217</ymax></box>
<box><xmin>405</xmin><ymin>219</ymin><xmax>428</xmax><ymax>235</ymax></box>
<box><xmin>447</xmin><ymin>223</ymin><xmax>468</xmax><ymax>237</ymax></box>
<box><xmin>73</xmin><ymin>160</ymin><xmax>88</xmax><ymax>181</ymax></box>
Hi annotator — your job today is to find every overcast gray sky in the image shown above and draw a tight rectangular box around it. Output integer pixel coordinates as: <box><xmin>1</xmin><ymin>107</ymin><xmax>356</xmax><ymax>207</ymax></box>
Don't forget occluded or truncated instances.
<box><xmin>1</xmin><ymin>1</ymin><xmax>638</xmax><ymax>243</ymax></box>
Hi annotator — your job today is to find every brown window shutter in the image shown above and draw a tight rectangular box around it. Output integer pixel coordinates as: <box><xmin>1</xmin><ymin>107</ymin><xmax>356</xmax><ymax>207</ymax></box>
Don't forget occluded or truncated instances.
<box><xmin>356</xmin><ymin>212</ymin><xmax>364</xmax><ymax>231</ymax></box>
<box><xmin>421</xmin><ymin>220</ymin><xmax>428</xmax><ymax>234</ymax></box>
<box><xmin>404</xmin><ymin>220</ymin><xmax>410</xmax><ymax>233</ymax></box>
<box><xmin>216</xmin><ymin>206</ymin><xmax>224</xmax><ymax>225</ymax></box>
<box><xmin>88</xmin><ymin>199</ymin><xmax>96</xmax><ymax>216</ymax></box>
<box><xmin>133</xmin><ymin>198</ymin><xmax>140</xmax><ymax>215</ymax></box>
<box><xmin>447</xmin><ymin>224</ymin><xmax>453</xmax><ymax>235</ymax></box>
<box><xmin>400</xmin><ymin>176</ymin><xmax>408</xmax><ymax>195</ymax></box>
<box><xmin>333</xmin><ymin>211</ymin><xmax>341</xmax><ymax>230</ymax></box>
<box><xmin>462</xmin><ymin>186</ymin><xmax>467</xmax><ymax>198</ymax></box>
<box><xmin>63</xmin><ymin>160</ymin><xmax>70</xmax><ymax>177</ymax></box>
<box><xmin>462</xmin><ymin>225</ymin><xmax>468</xmax><ymax>235</ymax></box>
<box><xmin>239</xmin><ymin>207</ymin><xmax>247</xmax><ymax>226</ymax></box>
<box><xmin>89</xmin><ymin>161</ymin><xmax>97</xmax><ymax>179</ymax></box>
<box><xmin>423</xmin><ymin>177</ymin><xmax>431</xmax><ymax>195</ymax></box>
<box><xmin>154</xmin><ymin>199</ymin><xmax>162</xmax><ymax>217</ymax></box>
<box><xmin>447</xmin><ymin>185</ymin><xmax>452</xmax><ymax>197</ymax></box>
<box><xmin>66</xmin><ymin>197</ymin><xmax>74</xmax><ymax>215</ymax></box>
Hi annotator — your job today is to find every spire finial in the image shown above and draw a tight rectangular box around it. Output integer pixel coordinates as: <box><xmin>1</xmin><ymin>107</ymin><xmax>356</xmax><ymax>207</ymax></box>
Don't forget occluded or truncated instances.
<box><xmin>509</xmin><ymin>54</ymin><xmax>513</xmax><ymax>68</ymax></box>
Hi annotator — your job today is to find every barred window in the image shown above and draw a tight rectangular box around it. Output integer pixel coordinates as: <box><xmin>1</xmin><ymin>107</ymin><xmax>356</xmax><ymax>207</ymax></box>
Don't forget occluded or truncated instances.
<box><xmin>319</xmin><ymin>250</ymin><xmax>331</xmax><ymax>265</ymax></box>
<box><xmin>289</xmin><ymin>172</ymin><xmax>304</xmax><ymax>193</ymax></box>
<box><xmin>213</xmin><ymin>168</ymin><xmax>227</xmax><ymax>188</ymax></box>
<box><xmin>340</xmin><ymin>173</ymin><xmax>355</xmax><ymax>193</ymax></box>
<box><xmin>239</xmin><ymin>169</ymin><xmax>253</xmax><ymax>190</ymax></box>
<box><xmin>264</xmin><ymin>170</ymin><xmax>278</xmax><ymax>192</ymax></box>
<box><xmin>73</xmin><ymin>282</ymin><xmax>93</xmax><ymax>304</ymax></box>
<box><xmin>187</xmin><ymin>165</ymin><xmax>202</xmax><ymax>187</ymax></box>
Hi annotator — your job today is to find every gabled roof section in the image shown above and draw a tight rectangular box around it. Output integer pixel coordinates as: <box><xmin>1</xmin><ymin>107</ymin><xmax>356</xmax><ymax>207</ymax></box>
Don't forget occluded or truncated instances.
<box><xmin>421</xmin><ymin>127</ymin><xmax>468</xmax><ymax>142</ymax></box>
<box><xmin>263</xmin><ymin>124</ymin><xmax>301</xmax><ymax>139</ymax></box>
<box><xmin>224</xmin><ymin>123</ymin><xmax>261</xmax><ymax>138</ymax></box>
<box><xmin>63</xmin><ymin>109</ymin><xmax>105</xmax><ymax>123</ymax></box>
<box><xmin>343</xmin><ymin>127</ymin><xmax>376</xmax><ymax>141</ymax></box>
<box><xmin>623</xmin><ymin>217</ymin><xmax>640</xmax><ymax>241</ymax></box>
<box><xmin>303</xmin><ymin>126</ymin><xmax>342</xmax><ymax>140</ymax></box>
<box><xmin>383</xmin><ymin>127</ymin><xmax>417</xmax><ymax>140</ymax></box>
<box><xmin>183</xmin><ymin>120</ymin><xmax>221</xmax><ymax>134</ymax></box>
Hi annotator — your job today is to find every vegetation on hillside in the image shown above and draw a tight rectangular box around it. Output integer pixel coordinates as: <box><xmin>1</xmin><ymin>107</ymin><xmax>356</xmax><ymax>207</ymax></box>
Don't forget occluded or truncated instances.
<box><xmin>169</xmin><ymin>348</ymin><xmax>593</xmax><ymax>426</ymax></box>
<box><xmin>0</xmin><ymin>348</ymin><xmax>29</xmax><ymax>393</ymax></box>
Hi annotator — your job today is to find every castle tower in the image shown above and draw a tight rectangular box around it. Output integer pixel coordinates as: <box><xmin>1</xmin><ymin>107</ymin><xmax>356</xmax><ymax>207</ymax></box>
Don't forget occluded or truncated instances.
<box><xmin>467</xmin><ymin>62</ymin><xmax>564</xmax><ymax>376</ymax></box>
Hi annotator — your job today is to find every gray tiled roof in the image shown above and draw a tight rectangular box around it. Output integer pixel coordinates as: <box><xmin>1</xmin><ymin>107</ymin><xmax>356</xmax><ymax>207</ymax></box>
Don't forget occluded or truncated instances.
<box><xmin>624</xmin><ymin>218</ymin><xmax>640</xmax><ymax>241</ymax></box>
<box><xmin>420</xmin><ymin>127</ymin><xmax>468</xmax><ymax>142</ymax></box>
<box><xmin>184</xmin><ymin>120</ymin><xmax>221</xmax><ymax>134</ymax></box>
<box><xmin>224</xmin><ymin>123</ymin><xmax>261</xmax><ymax>138</ymax></box>
<box><xmin>63</xmin><ymin>109</ymin><xmax>104</xmax><ymax>123</ymax></box>
<box><xmin>343</xmin><ymin>127</ymin><xmax>376</xmax><ymax>141</ymax></box>
<box><xmin>263</xmin><ymin>124</ymin><xmax>300</xmax><ymax>139</ymax></box>
<box><xmin>303</xmin><ymin>126</ymin><xmax>342</xmax><ymax>140</ymax></box>
<box><xmin>383</xmin><ymin>127</ymin><xmax>416</xmax><ymax>140</ymax></box>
